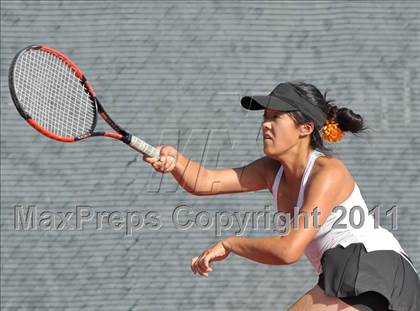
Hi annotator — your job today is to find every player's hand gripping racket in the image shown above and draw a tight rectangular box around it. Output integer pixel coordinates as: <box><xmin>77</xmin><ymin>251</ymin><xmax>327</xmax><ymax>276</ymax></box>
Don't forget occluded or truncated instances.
<box><xmin>9</xmin><ymin>45</ymin><xmax>160</xmax><ymax>159</ymax></box>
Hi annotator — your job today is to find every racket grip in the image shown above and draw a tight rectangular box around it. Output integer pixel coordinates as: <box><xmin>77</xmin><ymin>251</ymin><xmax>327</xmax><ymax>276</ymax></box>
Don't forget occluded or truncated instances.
<box><xmin>128</xmin><ymin>135</ymin><xmax>160</xmax><ymax>159</ymax></box>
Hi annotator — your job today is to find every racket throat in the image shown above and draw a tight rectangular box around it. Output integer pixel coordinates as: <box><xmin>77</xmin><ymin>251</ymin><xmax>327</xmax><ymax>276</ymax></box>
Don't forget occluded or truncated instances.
<box><xmin>121</xmin><ymin>133</ymin><xmax>132</xmax><ymax>144</ymax></box>
<box><xmin>96</xmin><ymin>99</ymin><xmax>128</xmax><ymax>136</ymax></box>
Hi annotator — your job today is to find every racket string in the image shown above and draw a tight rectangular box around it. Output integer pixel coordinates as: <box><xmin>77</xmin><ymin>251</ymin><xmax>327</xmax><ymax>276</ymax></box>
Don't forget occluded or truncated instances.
<box><xmin>18</xmin><ymin>51</ymin><xmax>83</xmax><ymax>136</ymax></box>
<box><xmin>13</xmin><ymin>49</ymin><xmax>96</xmax><ymax>138</ymax></box>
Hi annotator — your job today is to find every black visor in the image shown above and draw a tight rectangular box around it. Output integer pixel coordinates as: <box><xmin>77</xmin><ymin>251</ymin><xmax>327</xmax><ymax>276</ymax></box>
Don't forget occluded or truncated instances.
<box><xmin>241</xmin><ymin>82</ymin><xmax>327</xmax><ymax>127</ymax></box>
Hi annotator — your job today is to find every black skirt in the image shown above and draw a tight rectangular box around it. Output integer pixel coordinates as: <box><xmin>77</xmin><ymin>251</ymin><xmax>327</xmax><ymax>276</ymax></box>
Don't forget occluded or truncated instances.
<box><xmin>317</xmin><ymin>243</ymin><xmax>420</xmax><ymax>311</ymax></box>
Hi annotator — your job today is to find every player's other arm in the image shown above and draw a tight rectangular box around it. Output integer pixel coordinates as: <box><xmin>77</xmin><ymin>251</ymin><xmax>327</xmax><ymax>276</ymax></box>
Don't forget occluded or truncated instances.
<box><xmin>143</xmin><ymin>145</ymin><xmax>273</xmax><ymax>195</ymax></box>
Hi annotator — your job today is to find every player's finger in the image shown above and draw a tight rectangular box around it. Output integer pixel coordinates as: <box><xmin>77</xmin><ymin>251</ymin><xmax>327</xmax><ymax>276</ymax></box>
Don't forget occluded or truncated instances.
<box><xmin>143</xmin><ymin>155</ymin><xmax>158</xmax><ymax>164</ymax></box>
<box><xmin>160</xmin><ymin>156</ymin><xmax>168</xmax><ymax>168</ymax></box>
<box><xmin>202</xmin><ymin>256</ymin><xmax>212</xmax><ymax>272</ymax></box>
<box><xmin>197</xmin><ymin>254</ymin><xmax>211</xmax><ymax>273</ymax></box>
<box><xmin>191</xmin><ymin>256</ymin><xmax>199</xmax><ymax>274</ymax></box>
<box><xmin>193</xmin><ymin>255</ymin><xmax>205</xmax><ymax>276</ymax></box>
<box><xmin>196</xmin><ymin>255</ymin><xmax>210</xmax><ymax>276</ymax></box>
<box><xmin>143</xmin><ymin>146</ymin><xmax>162</xmax><ymax>163</ymax></box>
<box><xmin>152</xmin><ymin>162</ymin><xmax>164</xmax><ymax>172</ymax></box>
<box><xmin>162</xmin><ymin>156</ymin><xmax>176</xmax><ymax>172</ymax></box>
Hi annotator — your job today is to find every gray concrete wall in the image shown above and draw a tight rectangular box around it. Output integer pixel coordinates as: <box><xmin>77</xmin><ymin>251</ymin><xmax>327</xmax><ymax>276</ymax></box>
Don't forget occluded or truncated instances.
<box><xmin>1</xmin><ymin>1</ymin><xmax>419</xmax><ymax>310</ymax></box>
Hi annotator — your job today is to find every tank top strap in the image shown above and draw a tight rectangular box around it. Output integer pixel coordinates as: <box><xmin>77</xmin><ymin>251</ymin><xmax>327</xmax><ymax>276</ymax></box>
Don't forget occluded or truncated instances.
<box><xmin>296</xmin><ymin>150</ymin><xmax>324</xmax><ymax>207</ymax></box>
<box><xmin>272</xmin><ymin>150</ymin><xmax>324</xmax><ymax>211</ymax></box>
<box><xmin>271</xmin><ymin>165</ymin><xmax>283</xmax><ymax>210</ymax></box>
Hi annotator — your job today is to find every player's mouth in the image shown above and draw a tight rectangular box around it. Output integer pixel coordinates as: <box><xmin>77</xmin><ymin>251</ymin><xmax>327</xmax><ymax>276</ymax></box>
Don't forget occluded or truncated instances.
<box><xmin>263</xmin><ymin>133</ymin><xmax>272</xmax><ymax>140</ymax></box>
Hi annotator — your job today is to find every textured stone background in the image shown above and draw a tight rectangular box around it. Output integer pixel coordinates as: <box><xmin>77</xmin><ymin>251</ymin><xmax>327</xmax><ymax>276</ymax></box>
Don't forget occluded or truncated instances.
<box><xmin>1</xmin><ymin>1</ymin><xmax>419</xmax><ymax>310</ymax></box>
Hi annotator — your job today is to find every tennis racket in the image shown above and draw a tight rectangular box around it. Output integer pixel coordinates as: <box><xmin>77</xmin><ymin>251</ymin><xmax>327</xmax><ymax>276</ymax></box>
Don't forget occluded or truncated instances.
<box><xmin>9</xmin><ymin>44</ymin><xmax>160</xmax><ymax>159</ymax></box>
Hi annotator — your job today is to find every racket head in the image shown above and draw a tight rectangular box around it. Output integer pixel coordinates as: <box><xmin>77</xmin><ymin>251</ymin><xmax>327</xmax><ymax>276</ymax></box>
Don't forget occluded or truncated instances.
<box><xmin>9</xmin><ymin>45</ymin><xmax>98</xmax><ymax>142</ymax></box>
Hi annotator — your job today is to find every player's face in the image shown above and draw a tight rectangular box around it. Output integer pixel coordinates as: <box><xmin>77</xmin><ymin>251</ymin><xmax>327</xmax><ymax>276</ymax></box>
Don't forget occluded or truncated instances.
<box><xmin>261</xmin><ymin>108</ymin><xmax>301</xmax><ymax>157</ymax></box>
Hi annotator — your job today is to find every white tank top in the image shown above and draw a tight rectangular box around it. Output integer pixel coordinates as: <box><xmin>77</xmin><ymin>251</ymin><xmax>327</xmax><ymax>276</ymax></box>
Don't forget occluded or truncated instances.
<box><xmin>271</xmin><ymin>150</ymin><xmax>416</xmax><ymax>275</ymax></box>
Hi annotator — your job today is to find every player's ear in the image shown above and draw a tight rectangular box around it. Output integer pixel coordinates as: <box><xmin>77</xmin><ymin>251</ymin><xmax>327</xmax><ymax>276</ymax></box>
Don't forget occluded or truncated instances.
<box><xmin>299</xmin><ymin>122</ymin><xmax>314</xmax><ymax>137</ymax></box>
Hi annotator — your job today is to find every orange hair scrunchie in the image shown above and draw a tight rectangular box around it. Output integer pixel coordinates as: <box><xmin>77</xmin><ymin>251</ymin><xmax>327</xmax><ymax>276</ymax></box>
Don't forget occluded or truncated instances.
<box><xmin>322</xmin><ymin>119</ymin><xmax>345</xmax><ymax>143</ymax></box>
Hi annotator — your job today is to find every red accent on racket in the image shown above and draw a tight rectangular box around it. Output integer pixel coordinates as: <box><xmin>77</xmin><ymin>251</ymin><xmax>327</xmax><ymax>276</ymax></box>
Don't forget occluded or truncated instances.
<box><xmin>9</xmin><ymin>45</ymin><xmax>159</xmax><ymax>159</ymax></box>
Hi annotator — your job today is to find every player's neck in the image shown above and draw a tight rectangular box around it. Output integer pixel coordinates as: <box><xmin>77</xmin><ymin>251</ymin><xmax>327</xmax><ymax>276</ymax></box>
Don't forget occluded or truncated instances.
<box><xmin>276</xmin><ymin>146</ymin><xmax>314</xmax><ymax>186</ymax></box>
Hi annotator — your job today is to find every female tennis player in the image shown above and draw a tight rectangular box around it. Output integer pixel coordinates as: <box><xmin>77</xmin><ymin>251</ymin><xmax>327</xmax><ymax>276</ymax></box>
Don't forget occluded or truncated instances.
<box><xmin>143</xmin><ymin>81</ymin><xmax>420</xmax><ymax>310</ymax></box>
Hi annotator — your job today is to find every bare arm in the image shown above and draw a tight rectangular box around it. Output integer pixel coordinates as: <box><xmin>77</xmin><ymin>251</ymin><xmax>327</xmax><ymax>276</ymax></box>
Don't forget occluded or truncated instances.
<box><xmin>191</xmin><ymin>163</ymin><xmax>349</xmax><ymax>276</ymax></box>
<box><xmin>143</xmin><ymin>145</ymin><xmax>274</xmax><ymax>195</ymax></box>
<box><xmin>226</xmin><ymin>166</ymin><xmax>346</xmax><ymax>263</ymax></box>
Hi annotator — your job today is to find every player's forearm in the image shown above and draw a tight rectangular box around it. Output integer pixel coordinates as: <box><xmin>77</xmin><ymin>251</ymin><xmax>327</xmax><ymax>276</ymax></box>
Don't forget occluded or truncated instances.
<box><xmin>171</xmin><ymin>151</ymin><xmax>212</xmax><ymax>195</ymax></box>
<box><xmin>222</xmin><ymin>236</ymin><xmax>295</xmax><ymax>265</ymax></box>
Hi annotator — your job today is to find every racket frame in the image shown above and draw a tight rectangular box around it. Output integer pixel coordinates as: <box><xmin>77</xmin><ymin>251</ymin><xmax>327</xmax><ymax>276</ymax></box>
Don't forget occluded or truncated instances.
<box><xmin>9</xmin><ymin>45</ymin><xmax>159</xmax><ymax>158</ymax></box>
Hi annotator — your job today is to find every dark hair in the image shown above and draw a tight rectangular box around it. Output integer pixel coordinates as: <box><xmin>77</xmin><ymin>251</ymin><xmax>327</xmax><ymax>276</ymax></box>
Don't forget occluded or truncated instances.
<box><xmin>286</xmin><ymin>81</ymin><xmax>367</xmax><ymax>156</ymax></box>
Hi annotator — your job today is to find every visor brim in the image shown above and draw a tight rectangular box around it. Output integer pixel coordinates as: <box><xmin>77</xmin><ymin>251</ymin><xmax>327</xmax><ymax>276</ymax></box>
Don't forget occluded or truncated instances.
<box><xmin>241</xmin><ymin>95</ymin><xmax>298</xmax><ymax>111</ymax></box>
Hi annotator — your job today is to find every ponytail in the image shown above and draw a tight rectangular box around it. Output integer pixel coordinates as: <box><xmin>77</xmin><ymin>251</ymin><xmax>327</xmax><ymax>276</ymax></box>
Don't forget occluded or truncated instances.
<box><xmin>326</xmin><ymin>103</ymin><xmax>366</xmax><ymax>134</ymax></box>
<box><xmin>286</xmin><ymin>81</ymin><xmax>368</xmax><ymax>154</ymax></box>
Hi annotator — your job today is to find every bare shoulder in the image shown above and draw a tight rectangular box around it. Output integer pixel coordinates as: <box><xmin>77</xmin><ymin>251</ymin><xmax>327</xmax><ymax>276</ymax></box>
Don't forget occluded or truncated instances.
<box><xmin>313</xmin><ymin>155</ymin><xmax>350</xmax><ymax>175</ymax></box>
<box><xmin>309</xmin><ymin>155</ymin><xmax>355</xmax><ymax>201</ymax></box>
